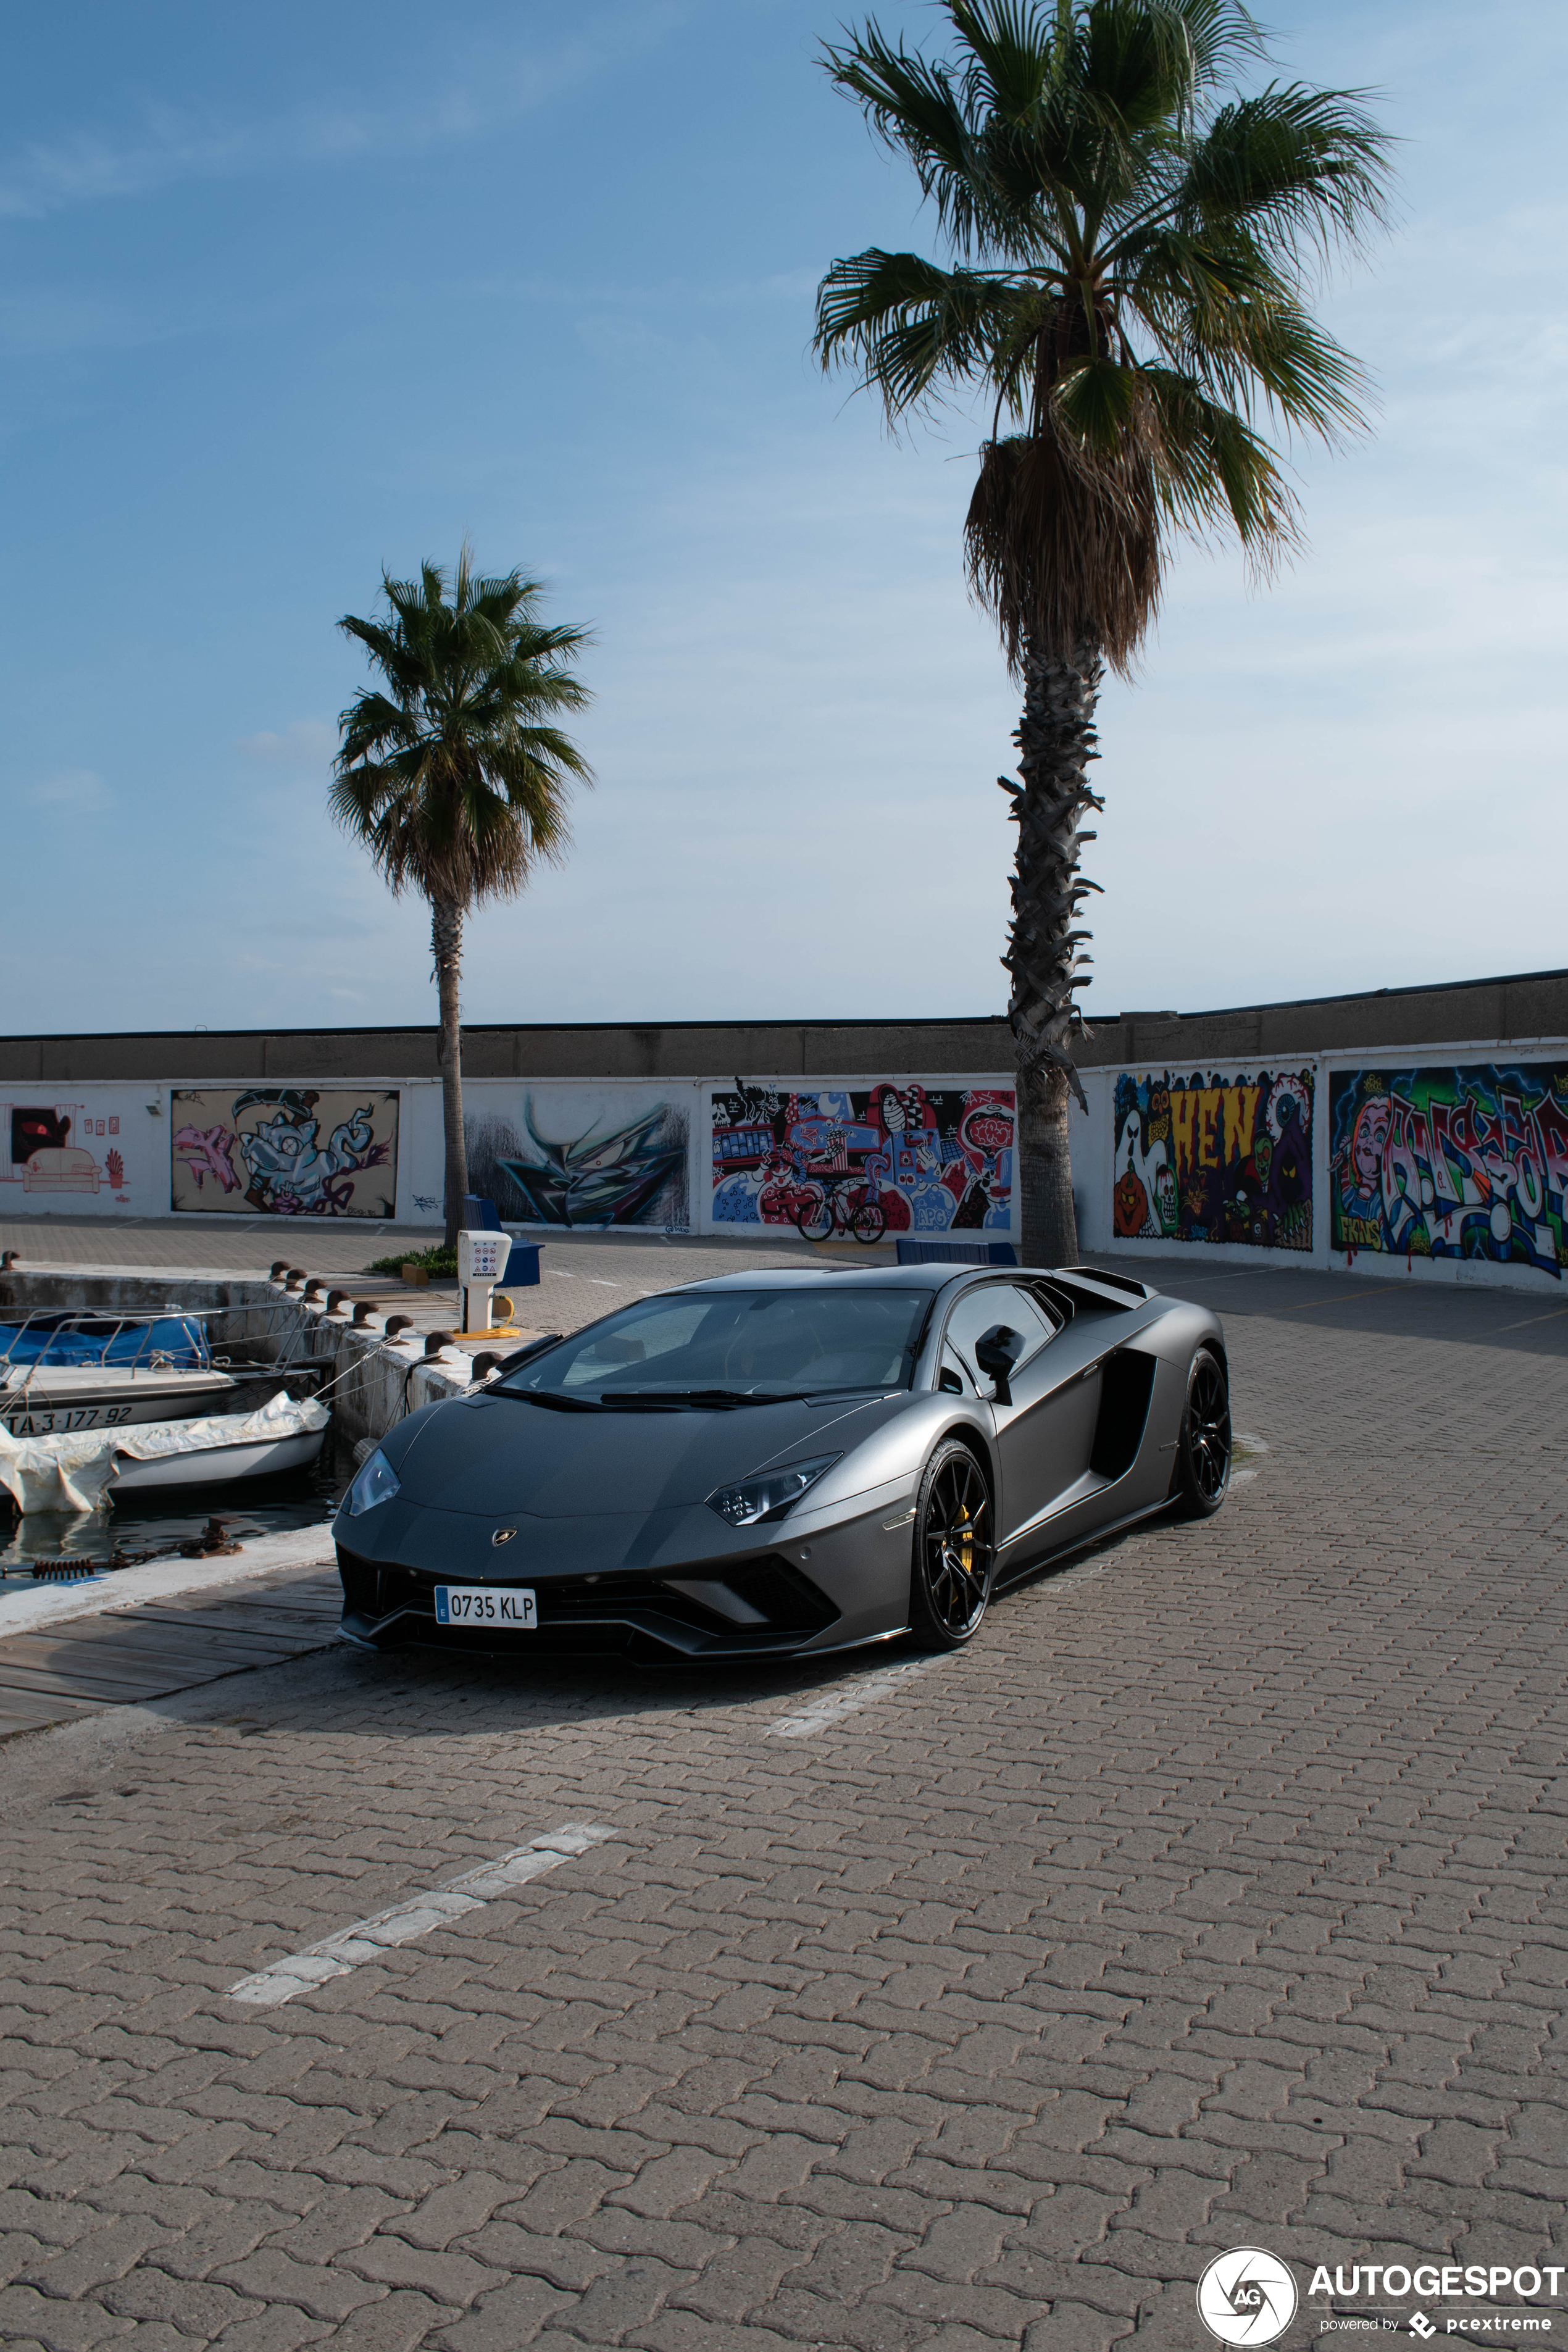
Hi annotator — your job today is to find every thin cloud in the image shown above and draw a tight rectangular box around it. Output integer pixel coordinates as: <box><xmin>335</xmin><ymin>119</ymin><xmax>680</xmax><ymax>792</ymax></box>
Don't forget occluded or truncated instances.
<box><xmin>0</xmin><ymin>4</ymin><xmax>697</xmax><ymax>219</ymax></box>
<box><xmin>29</xmin><ymin>767</ymin><xmax>109</xmax><ymax>808</ymax></box>
<box><xmin>235</xmin><ymin>719</ymin><xmax>336</xmax><ymax>769</ymax></box>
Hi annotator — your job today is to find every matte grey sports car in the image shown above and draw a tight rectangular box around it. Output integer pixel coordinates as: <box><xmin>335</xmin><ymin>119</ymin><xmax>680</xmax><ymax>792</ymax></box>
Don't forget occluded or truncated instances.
<box><xmin>335</xmin><ymin>1262</ymin><xmax>1230</xmax><ymax>1660</ymax></box>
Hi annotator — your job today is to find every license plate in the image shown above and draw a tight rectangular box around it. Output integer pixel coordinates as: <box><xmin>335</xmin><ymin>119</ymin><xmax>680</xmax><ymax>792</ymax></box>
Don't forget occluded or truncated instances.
<box><xmin>434</xmin><ymin>1585</ymin><xmax>536</xmax><ymax>1628</ymax></box>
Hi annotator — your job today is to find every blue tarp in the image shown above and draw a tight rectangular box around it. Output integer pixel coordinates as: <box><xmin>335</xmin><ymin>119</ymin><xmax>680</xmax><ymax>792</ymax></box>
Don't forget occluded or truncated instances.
<box><xmin>0</xmin><ymin>1315</ymin><xmax>210</xmax><ymax>1370</ymax></box>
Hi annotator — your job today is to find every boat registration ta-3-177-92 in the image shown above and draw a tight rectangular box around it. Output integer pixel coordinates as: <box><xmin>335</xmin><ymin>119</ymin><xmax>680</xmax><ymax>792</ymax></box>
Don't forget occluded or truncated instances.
<box><xmin>335</xmin><ymin>1262</ymin><xmax>1232</xmax><ymax>1662</ymax></box>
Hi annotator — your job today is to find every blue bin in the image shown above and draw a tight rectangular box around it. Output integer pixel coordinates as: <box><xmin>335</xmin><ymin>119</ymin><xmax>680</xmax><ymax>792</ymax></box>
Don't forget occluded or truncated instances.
<box><xmin>502</xmin><ymin>1240</ymin><xmax>541</xmax><ymax>1288</ymax></box>
<box><xmin>895</xmin><ymin>1238</ymin><xmax>1019</xmax><ymax>1268</ymax></box>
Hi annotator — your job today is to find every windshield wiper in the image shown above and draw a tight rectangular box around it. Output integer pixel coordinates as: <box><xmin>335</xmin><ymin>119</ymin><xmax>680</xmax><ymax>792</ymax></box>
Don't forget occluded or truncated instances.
<box><xmin>498</xmin><ymin>1389</ymin><xmax>608</xmax><ymax>1412</ymax></box>
<box><xmin>598</xmin><ymin>1387</ymin><xmax>815</xmax><ymax>1409</ymax></box>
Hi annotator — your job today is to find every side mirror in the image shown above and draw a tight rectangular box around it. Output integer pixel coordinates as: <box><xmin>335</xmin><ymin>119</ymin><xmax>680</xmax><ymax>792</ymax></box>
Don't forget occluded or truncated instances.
<box><xmin>974</xmin><ymin>1324</ymin><xmax>1022</xmax><ymax>1404</ymax></box>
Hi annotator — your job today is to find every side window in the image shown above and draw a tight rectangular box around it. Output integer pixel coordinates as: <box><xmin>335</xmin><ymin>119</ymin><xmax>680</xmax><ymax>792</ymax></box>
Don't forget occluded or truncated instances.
<box><xmin>938</xmin><ymin>1344</ymin><xmax>974</xmax><ymax>1397</ymax></box>
<box><xmin>943</xmin><ymin>1283</ymin><xmax>1057</xmax><ymax>1399</ymax></box>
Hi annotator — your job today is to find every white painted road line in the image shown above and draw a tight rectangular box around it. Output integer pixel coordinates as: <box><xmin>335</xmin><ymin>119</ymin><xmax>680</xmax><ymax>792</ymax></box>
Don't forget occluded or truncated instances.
<box><xmin>227</xmin><ymin>1823</ymin><xmax>614</xmax><ymax>2008</ymax></box>
<box><xmin>766</xmin><ymin>1653</ymin><xmax>946</xmax><ymax>1738</ymax></box>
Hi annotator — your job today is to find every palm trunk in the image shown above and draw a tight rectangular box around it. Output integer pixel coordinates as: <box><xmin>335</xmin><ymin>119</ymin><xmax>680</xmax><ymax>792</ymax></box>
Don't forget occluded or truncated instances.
<box><xmin>432</xmin><ymin>898</ymin><xmax>467</xmax><ymax>1249</ymax></box>
<box><xmin>1001</xmin><ymin>632</ymin><xmax>1104</xmax><ymax>1267</ymax></box>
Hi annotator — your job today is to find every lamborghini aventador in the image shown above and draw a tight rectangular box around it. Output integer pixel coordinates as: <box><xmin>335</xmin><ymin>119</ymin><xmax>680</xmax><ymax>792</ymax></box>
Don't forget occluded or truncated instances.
<box><xmin>335</xmin><ymin>1261</ymin><xmax>1230</xmax><ymax>1660</ymax></box>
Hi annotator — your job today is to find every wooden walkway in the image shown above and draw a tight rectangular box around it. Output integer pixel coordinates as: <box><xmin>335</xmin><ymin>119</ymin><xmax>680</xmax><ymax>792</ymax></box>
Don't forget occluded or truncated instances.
<box><xmin>0</xmin><ymin>1566</ymin><xmax>344</xmax><ymax>1740</ymax></box>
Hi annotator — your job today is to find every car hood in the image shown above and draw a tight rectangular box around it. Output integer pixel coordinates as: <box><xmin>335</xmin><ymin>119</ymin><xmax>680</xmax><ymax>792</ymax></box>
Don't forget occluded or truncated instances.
<box><xmin>385</xmin><ymin>1388</ymin><xmax>909</xmax><ymax>1518</ymax></box>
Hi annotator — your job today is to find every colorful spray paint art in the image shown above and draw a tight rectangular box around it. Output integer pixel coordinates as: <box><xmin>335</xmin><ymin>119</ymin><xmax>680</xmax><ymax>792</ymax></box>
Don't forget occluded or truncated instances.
<box><xmin>467</xmin><ymin>1091</ymin><xmax>690</xmax><ymax>1228</ymax></box>
<box><xmin>710</xmin><ymin>1082</ymin><xmax>1014</xmax><ymax>1235</ymax></box>
<box><xmin>1113</xmin><ymin>1069</ymin><xmax>1314</xmax><ymax>1251</ymax></box>
<box><xmin>171</xmin><ymin>1089</ymin><xmax>399</xmax><ymax>1217</ymax></box>
<box><xmin>1330</xmin><ymin>1064</ymin><xmax>1568</xmax><ymax>1275</ymax></box>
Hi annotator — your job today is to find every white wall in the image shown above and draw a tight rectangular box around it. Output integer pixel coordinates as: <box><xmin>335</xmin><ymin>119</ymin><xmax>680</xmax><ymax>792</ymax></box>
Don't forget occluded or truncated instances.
<box><xmin>9</xmin><ymin>1037</ymin><xmax>1564</xmax><ymax>1295</ymax></box>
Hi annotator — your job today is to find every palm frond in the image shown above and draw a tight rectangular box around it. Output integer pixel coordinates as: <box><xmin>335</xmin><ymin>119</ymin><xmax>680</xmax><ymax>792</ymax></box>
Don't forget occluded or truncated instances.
<box><xmin>1174</xmin><ymin>83</ymin><xmax>1396</xmax><ymax>257</ymax></box>
<box><xmin>814</xmin><ymin>249</ymin><xmax>1034</xmax><ymax>419</ymax></box>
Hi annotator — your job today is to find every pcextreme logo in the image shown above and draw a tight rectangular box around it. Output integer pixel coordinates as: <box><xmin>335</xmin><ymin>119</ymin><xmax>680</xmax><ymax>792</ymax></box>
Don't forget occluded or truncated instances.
<box><xmin>1197</xmin><ymin>2249</ymin><xmax>1299</xmax><ymax>2345</ymax></box>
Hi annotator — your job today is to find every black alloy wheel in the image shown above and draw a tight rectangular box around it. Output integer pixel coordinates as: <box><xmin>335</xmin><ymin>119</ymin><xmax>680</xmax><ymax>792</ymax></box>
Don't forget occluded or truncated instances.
<box><xmin>1171</xmin><ymin>1348</ymin><xmax>1231</xmax><ymax>1517</ymax></box>
<box><xmin>909</xmin><ymin>1438</ymin><xmax>995</xmax><ymax>1649</ymax></box>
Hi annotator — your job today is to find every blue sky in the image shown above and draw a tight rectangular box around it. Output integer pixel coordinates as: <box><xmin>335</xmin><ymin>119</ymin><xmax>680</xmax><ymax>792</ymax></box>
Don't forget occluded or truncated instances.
<box><xmin>4</xmin><ymin>1</ymin><xmax>1564</xmax><ymax>1036</ymax></box>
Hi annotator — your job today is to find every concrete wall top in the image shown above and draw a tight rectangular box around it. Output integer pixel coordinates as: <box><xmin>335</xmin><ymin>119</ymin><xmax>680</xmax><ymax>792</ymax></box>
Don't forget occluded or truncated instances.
<box><xmin>4</xmin><ymin>965</ymin><xmax>1566</xmax><ymax>1085</ymax></box>
<box><xmin>1074</xmin><ymin>966</ymin><xmax>1568</xmax><ymax>1070</ymax></box>
<box><xmin>0</xmin><ymin>1016</ymin><xmax>1014</xmax><ymax>1086</ymax></box>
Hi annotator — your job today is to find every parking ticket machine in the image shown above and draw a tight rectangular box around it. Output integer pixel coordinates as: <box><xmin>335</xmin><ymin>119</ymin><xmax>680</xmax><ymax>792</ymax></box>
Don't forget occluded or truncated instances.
<box><xmin>457</xmin><ymin>1228</ymin><xmax>507</xmax><ymax>1333</ymax></box>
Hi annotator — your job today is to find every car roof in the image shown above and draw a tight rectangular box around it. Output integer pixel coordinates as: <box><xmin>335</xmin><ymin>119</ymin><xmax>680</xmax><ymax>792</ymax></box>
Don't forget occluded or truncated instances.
<box><xmin>671</xmin><ymin>1262</ymin><xmax>1155</xmax><ymax>1307</ymax></box>
<box><xmin>677</xmin><ymin>1263</ymin><xmax>1049</xmax><ymax>1293</ymax></box>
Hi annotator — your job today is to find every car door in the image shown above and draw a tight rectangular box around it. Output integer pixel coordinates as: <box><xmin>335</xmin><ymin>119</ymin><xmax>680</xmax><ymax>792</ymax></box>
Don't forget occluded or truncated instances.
<box><xmin>941</xmin><ymin>1280</ymin><xmax>1101</xmax><ymax>1555</ymax></box>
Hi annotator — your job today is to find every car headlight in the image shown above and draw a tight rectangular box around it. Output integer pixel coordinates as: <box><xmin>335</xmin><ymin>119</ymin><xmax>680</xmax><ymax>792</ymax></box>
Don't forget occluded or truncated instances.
<box><xmin>345</xmin><ymin>1448</ymin><xmax>400</xmax><ymax>1517</ymax></box>
<box><xmin>706</xmin><ymin>1453</ymin><xmax>840</xmax><ymax>1529</ymax></box>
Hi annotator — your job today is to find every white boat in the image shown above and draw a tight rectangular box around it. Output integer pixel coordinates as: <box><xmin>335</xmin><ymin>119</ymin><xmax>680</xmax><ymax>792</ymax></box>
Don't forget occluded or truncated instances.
<box><xmin>0</xmin><ymin>1393</ymin><xmax>332</xmax><ymax>1516</ymax></box>
<box><xmin>0</xmin><ymin>1309</ymin><xmax>239</xmax><ymax>1439</ymax></box>
<box><xmin>1</xmin><ymin>1362</ymin><xmax>240</xmax><ymax>1440</ymax></box>
<box><xmin>106</xmin><ymin>1420</ymin><xmax>327</xmax><ymax>1493</ymax></box>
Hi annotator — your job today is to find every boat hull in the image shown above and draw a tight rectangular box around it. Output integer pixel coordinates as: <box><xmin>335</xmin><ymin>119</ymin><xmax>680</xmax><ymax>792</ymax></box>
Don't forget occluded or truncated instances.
<box><xmin>107</xmin><ymin>1427</ymin><xmax>329</xmax><ymax>1494</ymax></box>
<box><xmin>1</xmin><ymin>1371</ymin><xmax>239</xmax><ymax>1441</ymax></box>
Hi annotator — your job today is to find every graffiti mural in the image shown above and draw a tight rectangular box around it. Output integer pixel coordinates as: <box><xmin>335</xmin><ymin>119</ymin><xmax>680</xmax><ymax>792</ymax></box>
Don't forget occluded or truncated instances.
<box><xmin>170</xmin><ymin>1089</ymin><xmax>399</xmax><ymax>1217</ymax></box>
<box><xmin>710</xmin><ymin>1080</ymin><xmax>1014</xmax><ymax>1235</ymax></box>
<box><xmin>467</xmin><ymin>1093</ymin><xmax>690</xmax><ymax>1228</ymax></box>
<box><xmin>1330</xmin><ymin>1064</ymin><xmax>1568</xmax><ymax>1275</ymax></box>
<box><xmin>1113</xmin><ymin>1069</ymin><xmax>1314</xmax><ymax>1250</ymax></box>
<box><xmin>1</xmin><ymin>1102</ymin><xmax>133</xmax><ymax>1206</ymax></box>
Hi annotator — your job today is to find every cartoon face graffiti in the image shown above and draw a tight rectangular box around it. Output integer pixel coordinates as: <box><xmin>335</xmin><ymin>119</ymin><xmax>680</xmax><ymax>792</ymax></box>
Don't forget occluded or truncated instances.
<box><xmin>1347</xmin><ymin>1095</ymin><xmax>1391</xmax><ymax>1206</ymax></box>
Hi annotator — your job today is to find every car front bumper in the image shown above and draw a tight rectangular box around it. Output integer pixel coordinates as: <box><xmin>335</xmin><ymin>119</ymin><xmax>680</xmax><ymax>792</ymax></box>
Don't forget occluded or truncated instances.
<box><xmin>335</xmin><ymin>1483</ymin><xmax>917</xmax><ymax>1660</ymax></box>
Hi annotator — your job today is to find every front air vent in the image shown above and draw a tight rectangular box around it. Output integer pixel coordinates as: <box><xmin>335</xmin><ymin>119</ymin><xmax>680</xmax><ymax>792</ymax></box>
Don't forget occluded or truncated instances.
<box><xmin>712</xmin><ymin>1556</ymin><xmax>840</xmax><ymax>1635</ymax></box>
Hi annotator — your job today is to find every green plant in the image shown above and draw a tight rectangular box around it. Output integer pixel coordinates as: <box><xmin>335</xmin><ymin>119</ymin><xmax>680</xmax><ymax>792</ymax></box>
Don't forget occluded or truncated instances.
<box><xmin>367</xmin><ymin>1243</ymin><xmax>457</xmax><ymax>1277</ymax></box>
<box><xmin>332</xmin><ymin>546</ymin><xmax>593</xmax><ymax>1249</ymax></box>
<box><xmin>815</xmin><ymin>0</ymin><xmax>1392</xmax><ymax>1260</ymax></box>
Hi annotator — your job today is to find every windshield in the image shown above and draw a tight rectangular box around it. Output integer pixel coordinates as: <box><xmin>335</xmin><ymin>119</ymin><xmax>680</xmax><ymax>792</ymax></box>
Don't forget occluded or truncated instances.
<box><xmin>496</xmin><ymin>1286</ymin><xmax>929</xmax><ymax>1407</ymax></box>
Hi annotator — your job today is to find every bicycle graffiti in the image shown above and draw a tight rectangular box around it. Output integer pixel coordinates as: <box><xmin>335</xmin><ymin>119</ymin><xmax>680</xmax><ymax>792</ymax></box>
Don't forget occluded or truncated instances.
<box><xmin>1113</xmin><ymin>1068</ymin><xmax>1314</xmax><ymax>1250</ymax></box>
<box><xmin>710</xmin><ymin>1081</ymin><xmax>1014</xmax><ymax>1236</ymax></box>
<box><xmin>1330</xmin><ymin>1063</ymin><xmax>1568</xmax><ymax>1275</ymax></box>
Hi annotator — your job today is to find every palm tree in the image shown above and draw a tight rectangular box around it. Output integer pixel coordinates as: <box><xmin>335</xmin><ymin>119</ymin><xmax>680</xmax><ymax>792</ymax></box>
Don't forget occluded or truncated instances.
<box><xmin>815</xmin><ymin>0</ymin><xmax>1393</xmax><ymax>1261</ymax></box>
<box><xmin>332</xmin><ymin>549</ymin><xmax>593</xmax><ymax>1248</ymax></box>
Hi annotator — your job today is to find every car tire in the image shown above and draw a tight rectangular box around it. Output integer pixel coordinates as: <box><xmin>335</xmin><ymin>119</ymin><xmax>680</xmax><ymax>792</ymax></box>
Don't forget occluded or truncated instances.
<box><xmin>1170</xmin><ymin>1347</ymin><xmax>1231</xmax><ymax>1517</ymax></box>
<box><xmin>909</xmin><ymin>1438</ymin><xmax>995</xmax><ymax>1650</ymax></box>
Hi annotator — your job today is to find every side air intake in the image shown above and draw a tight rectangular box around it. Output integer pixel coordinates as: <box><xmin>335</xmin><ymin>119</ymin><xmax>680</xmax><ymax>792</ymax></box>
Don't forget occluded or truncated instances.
<box><xmin>1089</xmin><ymin>1351</ymin><xmax>1157</xmax><ymax>1482</ymax></box>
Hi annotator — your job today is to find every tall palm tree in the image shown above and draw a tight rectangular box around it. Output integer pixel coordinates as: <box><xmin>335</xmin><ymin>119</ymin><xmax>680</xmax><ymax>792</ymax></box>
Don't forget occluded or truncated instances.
<box><xmin>815</xmin><ymin>0</ymin><xmax>1393</xmax><ymax>1261</ymax></box>
<box><xmin>332</xmin><ymin>549</ymin><xmax>593</xmax><ymax>1248</ymax></box>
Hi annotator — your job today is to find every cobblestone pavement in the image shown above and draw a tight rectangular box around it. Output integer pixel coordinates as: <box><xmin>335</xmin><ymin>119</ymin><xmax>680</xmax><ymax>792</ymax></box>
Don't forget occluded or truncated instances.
<box><xmin>1</xmin><ymin>1260</ymin><xmax>1566</xmax><ymax>2350</ymax></box>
